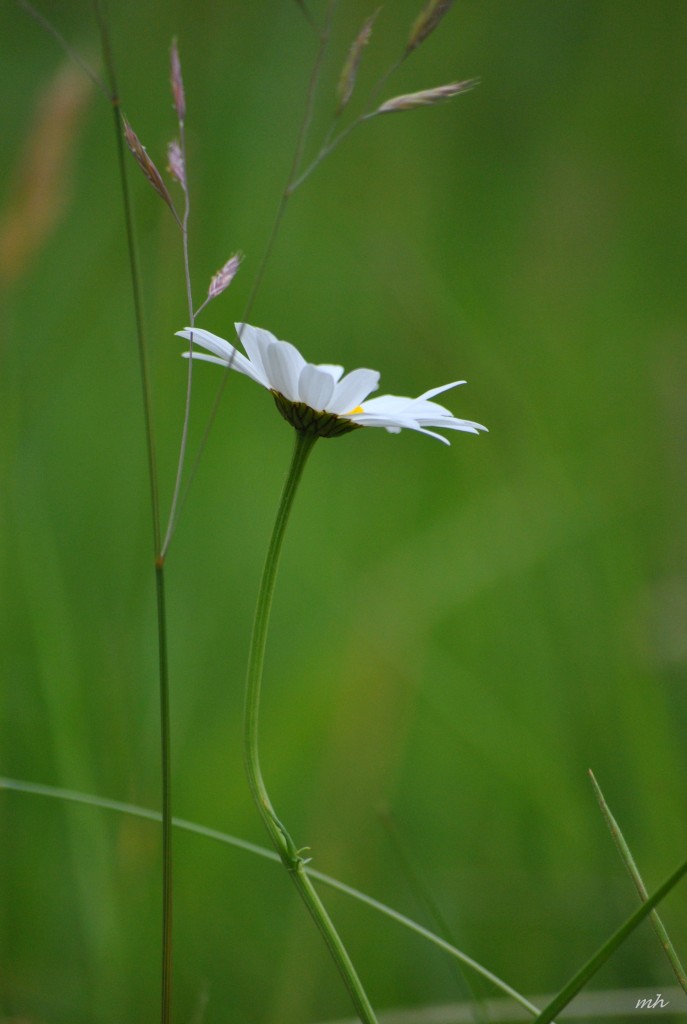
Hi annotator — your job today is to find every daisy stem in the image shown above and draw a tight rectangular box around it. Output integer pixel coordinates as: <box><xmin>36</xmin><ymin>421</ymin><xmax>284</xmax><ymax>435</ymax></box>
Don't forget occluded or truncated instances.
<box><xmin>244</xmin><ymin>429</ymin><xmax>378</xmax><ymax>1024</ymax></box>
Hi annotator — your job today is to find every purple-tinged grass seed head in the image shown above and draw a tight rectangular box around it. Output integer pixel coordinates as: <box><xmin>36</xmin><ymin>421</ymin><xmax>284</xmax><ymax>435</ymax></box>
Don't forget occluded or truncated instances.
<box><xmin>123</xmin><ymin>117</ymin><xmax>175</xmax><ymax>211</ymax></box>
<box><xmin>170</xmin><ymin>39</ymin><xmax>186</xmax><ymax>122</ymax></box>
<box><xmin>167</xmin><ymin>139</ymin><xmax>186</xmax><ymax>189</ymax></box>
<box><xmin>208</xmin><ymin>253</ymin><xmax>243</xmax><ymax>300</ymax></box>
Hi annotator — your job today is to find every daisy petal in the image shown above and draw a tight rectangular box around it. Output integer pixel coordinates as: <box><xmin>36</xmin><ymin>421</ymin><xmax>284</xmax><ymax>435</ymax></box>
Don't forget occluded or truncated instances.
<box><xmin>176</xmin><ymin>320</ymin><xmax>487</xmax><ymax>444</ymax></box>
<box><xmin>177</xmin><ymin>327</ymin><xmax>234</xmax><ymax>361</ymax></box>
<box><xmin>412</xmin><ymin>426</ymin><xmax>452</xmax><ymax>444</ymax></box>
<box><xmin>429</xmin><ymin>419</ymin><xmax>488</xmax><ymax>434</ymax></box>
<box><xmin>347</xmin><ymin>413</ymin><xmax>417</xmax><ymax>431</ymax></box>
<box><xmin>365</xmin><ymin>414</ymin><xmax>451</xmax><ymax>444</ymax></box>
<box><xmin>182</xmin><ymin>352</ymin><xmax>233</xmax><ymax>367</ymax></box>
<box><xmin>263</xmin><ymin>340</ymin><xmax>306</xmax><ymax>401</ymax></box>
<box><xmin>298</xmin><ymin>364</ymin><xmax>336</xmax><ymax>410</ymax></box>
<box><xmin>329</xmin><ymin>368</ymin><xmax>380</xmax><ymax>414</ymax></box>
<box><xmin>176</xmin><ymin>328</ymin><xmax>266</xmax><ymax>385</ymax></box>
<box><xmin>235</xmin><ymin>323</ymin><xmax>276</xmax><ymax>382</ymax></box>
<box><xmin>417</xmin><ymin>380</ymin><xmax>466</xmax><ymax>401</ymax></box>
<box><xmin>316</xmin><ymin>364</ymin><xmax>345</xmax><ymax>383</ymax></box>
<box><xmin>358</xmin><ymin>394</ymin><xmax>413</xmax><ymax>414</ymax></box>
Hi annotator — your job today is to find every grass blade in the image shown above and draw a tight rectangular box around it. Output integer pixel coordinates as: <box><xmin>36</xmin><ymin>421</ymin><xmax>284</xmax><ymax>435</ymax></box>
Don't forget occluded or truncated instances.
<box><xmin>532</xmin><ymin>856</ymin><xmax>687</xmax><ymax>1024</ymax></box>
<box><xmin>589</xmin><ymin>769</ymin><xmax>687</xmax><ymax>994</ymax></box>
<box><xmin>0</xmin><ymin>776</ymin><xmax>544</xmax><ymax>1019</ymax></box>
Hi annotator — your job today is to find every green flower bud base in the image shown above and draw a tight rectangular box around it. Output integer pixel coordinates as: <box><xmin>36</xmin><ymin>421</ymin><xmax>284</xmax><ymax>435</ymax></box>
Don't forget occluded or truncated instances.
<box><xmin>271</xmin><ymin>391</ymin><xmax>363</xmax><ymax>438</ymax></box>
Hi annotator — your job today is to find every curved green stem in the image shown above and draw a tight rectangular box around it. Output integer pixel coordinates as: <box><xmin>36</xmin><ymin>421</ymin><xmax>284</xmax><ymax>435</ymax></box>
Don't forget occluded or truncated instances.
<box><xmin>244</xmin><ymin>429</ymin><xmax>378</xmax><ymax>1024</ymax></box>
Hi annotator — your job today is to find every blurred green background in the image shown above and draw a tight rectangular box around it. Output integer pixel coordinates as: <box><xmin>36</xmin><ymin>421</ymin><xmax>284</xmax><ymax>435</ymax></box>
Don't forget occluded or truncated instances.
<box><xmin>1</xmin><ymin>1</ymin><xmax>686</xmax><ymax>1021</ymax></box>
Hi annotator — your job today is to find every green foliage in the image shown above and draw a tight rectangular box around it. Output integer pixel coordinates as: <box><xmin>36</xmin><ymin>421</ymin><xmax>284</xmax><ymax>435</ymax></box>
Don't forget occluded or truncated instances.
<box><xmin>1</xmin><ymin>1</ymin><xmax>686</xmax><ymax>1021</ymax></box>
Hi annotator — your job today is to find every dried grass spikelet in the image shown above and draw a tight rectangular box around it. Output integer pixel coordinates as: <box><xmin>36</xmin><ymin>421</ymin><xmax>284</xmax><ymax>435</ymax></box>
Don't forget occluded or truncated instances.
<box><xmin>207</xmin><ymin>253</ymin><xmax>242</xmax><ymax>300</ymax></box>
<box><xmin>0</xmin><ymin>60</ymin><xmax>92</xmax><ymax>284</ymax></box>
<box><xmin>123</xmin><ymin>117</ymin><xmax>175</xmax><ymax>212</ymax></box>
<box><xmin>170</xmin><ymin>38</ymin><xmax>186</xmax><ymax>122</ymax></box>
<box><xmin>336</xmin><ymin>9</ymin><xmax>380</xmax><ymax>114</ymax></box>
<box><xmin>406</xmin><ymin>0</ymin><xmax>455</xmax><ymax>55</ymax></box>
<box><xmin>373</xmin><ymin>79</ymin><xmax>478</xmax><ymax>115</ymax></box>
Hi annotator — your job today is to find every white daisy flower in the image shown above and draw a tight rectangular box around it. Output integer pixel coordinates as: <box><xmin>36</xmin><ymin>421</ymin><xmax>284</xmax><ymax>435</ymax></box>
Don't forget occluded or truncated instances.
<box><xmin>176</xmin><ymin>323</ymin><xmax>487</xmax><ymax>444</ymax></box>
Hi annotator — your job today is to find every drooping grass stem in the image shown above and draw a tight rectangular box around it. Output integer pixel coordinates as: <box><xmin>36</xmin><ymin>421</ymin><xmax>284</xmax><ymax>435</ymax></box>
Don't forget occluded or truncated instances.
<box><xmin>243</xmin><ymin>429</ymin><xmax>378</xmax><ymax>1024</ymax></box>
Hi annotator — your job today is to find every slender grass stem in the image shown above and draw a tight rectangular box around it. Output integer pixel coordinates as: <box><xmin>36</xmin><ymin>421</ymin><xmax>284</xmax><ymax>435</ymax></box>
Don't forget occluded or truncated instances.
<box><xmin>17</xmin><ymin>1</ymin><xmax>175</xmax><ymax>1017</ymax></box>
<box><xmin>378</xmin><ymin>809</ymin><xmax>488</xmax><ymax>1024</ymax></box>
<box><xmin>162</xmin><ymin>110</ymin><xmax>196</xmax><ymax>559</ymax></box>
<box><xmin>93</xmin><ymin>6</ymin><xmax>172</xmax><ymax>1022</ymax></box>
<box><xmin>293</xmin><ymin>0</ymin><xmax>320</xmax><ymax>36</ymax></box>
<box><xmin>532</xmin><ymin>858</ymin><xmax>687</xmax><ymax>1024</ymax></box>
<box><xmin>155</xmin><ymin>564</ymin><xmax>173</xmax><ymax>1022</ymax></box>
<box><xmin>94</xmin><ymin>3</ymin><xmax>161</xmax><ymax>556</ymax></box>
<box><xmin>287</xmin><ymin>57</ymin><xmax>403</xmax><ymax>195</ymax></box>
<box><xmin>17</xmin><ymin>0</ymin><xmax>109</xmax><ymax>96</ymax></box>
<box><xmin>243</xmin><ymin>430</ymin><xmax>378</xmax><ymax>1024</ymax></box>
<box><xmin>0</xmin><ymin>775</ymin><xmax>545</xmax><ymax>1018</ymax></box>
<box><xmin>173</xmin><ymin>1</ymin><xmax>337</xmax><ymax>526</ymax></box>
<box><xmin>589</xmin><ymin>770</ymin><xmax>687</xmax><ymax>994</ymax></box>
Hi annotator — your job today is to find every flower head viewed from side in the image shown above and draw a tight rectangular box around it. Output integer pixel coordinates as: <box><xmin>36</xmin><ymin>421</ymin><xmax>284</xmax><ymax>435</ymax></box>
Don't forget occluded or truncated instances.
<box><xmin>176</xmin><ymin>323</ymin><xmax>487</xmax><ymax>443</ymax></box>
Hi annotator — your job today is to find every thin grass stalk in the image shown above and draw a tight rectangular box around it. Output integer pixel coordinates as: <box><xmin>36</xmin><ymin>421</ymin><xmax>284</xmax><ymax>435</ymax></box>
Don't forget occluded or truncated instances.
<box><xmin>94</xmin><ymin>2</ymin><xmax>161</xmax><ymax>554</ymax></box>
<box><xmin>243</xmin><ymin>430</ymin><xmax>378</xmax><ymax>1024</ymax></box>
<box><xmin>174</xmin><ymin>0</ymin><xmax>338</xmax><ymax>526</ymax></box>
<box><xmin>0</xmin><ymin>775</ymin><xmax>545</xmax><ymax>1019</ymax></box>
<box><xmin>293</xmin><ymin>0</ymin><xmax>320</xmax><ymax>35</ymax></box>
<box><xmin>287</xmin><ymin>55</ymin><xmax>404</xmax><ymax>195</ymax></box>
<box><xmin>161</xmin><ymin>70</ymin><xmax>195</xmax><ymax>559</ymax></box>
<box><xmin>288</xmin><ymin>4</ymin><xmax>472</xmax><ymax>194</ymax></box>
<box><xmin>93</xmin><ymin>5</ymin><xmax>172</xmax><ymax>1022</ymax></box>
<box><xmin>379</xmin><ymin>810</ymin><xmax>488</xmax><ymax>1024</ymax></box>
<box><xmin>155</xmin><ymin>563</ymin><xmax>173</xmax><ymax>1021</ymax></box>
<box><xmin>532</xmin><ymin>857</ymin><xmax>687</xmax><ymax>1024</ymax></box>
<box><xmin>589</xmin><ymin>770</ymin><xmax>687</xmax><ymax>994</ymax></box>
<box><xmin>17</xmin><ymin>0</ymin><xmax>108</xmax><ymax>96</ymax></box>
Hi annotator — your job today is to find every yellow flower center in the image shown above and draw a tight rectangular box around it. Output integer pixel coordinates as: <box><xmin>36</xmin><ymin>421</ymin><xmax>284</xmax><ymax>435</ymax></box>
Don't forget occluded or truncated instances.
<box><xmin>348</xmin><ymin>405</ymin><xmax>364</xmax><ymax>415</ymax></box>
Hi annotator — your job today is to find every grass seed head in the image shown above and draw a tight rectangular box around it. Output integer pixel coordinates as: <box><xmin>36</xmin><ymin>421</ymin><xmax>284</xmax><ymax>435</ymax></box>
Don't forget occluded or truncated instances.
<box><xmin>406</xmin><ymin>0</ymin><xmax>455</xmax><ymax>55</ymax></box>
<box><xmin>167</xmin><ymin>139</ymin><xmax>186</xmax><ymax>189</ymax></box>
<box><xmin>170</xmin><ymin>38</ymin><xmax>186</xmax><ymax>122</ymax></box>
<box><xmin>123</xmin><ymin>117</ymin><xmax>175</xmax><ymax>211</ymax></box>
<box><xmin>336</xmin><ymin>9</ymin><xmax>380</xmax><ymax>114</ymax></box>
<box><xmin>208</xmin><ymin>253</ymin><xmax>243</xmax><ymax>300</ymax></box>
<box><xmin>374</xmin><ymin>79</ymin><xmax>478</xmax><ymax>115</ymax></box>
